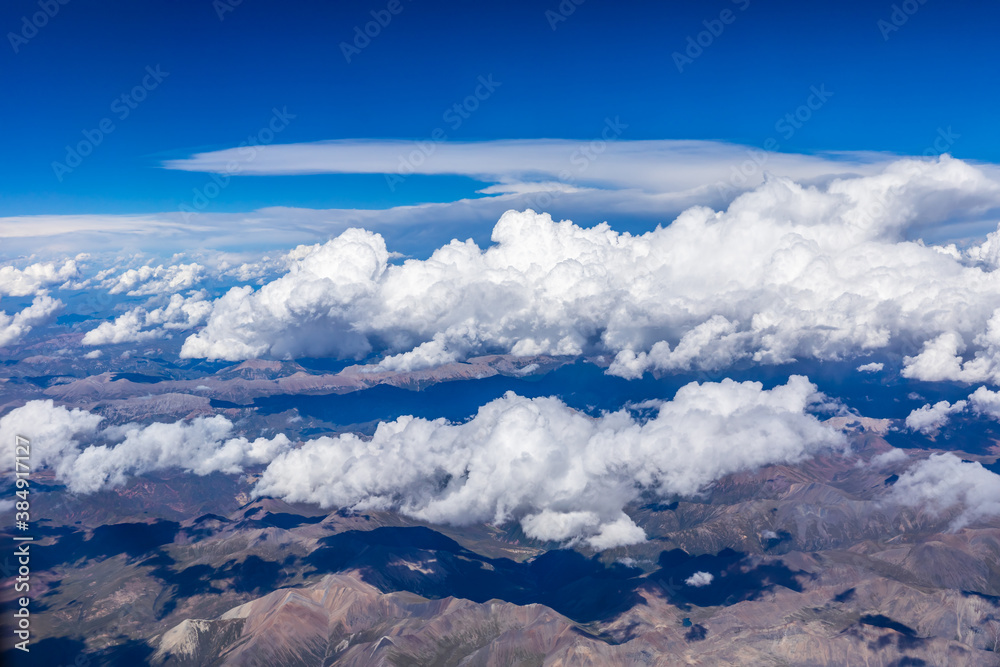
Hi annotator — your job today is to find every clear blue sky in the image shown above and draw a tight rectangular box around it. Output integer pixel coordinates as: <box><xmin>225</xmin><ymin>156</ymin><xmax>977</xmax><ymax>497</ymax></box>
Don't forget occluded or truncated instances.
<box><xmin>1</xmin><ymin>0</ymin><xmax>997</xmax><ymax>217</ymax></box>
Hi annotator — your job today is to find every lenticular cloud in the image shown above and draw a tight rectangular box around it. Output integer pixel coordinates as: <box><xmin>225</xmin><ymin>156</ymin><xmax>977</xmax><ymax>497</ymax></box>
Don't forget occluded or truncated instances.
<box><xmin>180</xmin><ymin>156</ymin><xmax>1000</xmax><ymax>383</ymax></box>
<box><xmin>253</xmin><ymin>375</ymin><xmax>844</xmax><ymax>549</ymax></box>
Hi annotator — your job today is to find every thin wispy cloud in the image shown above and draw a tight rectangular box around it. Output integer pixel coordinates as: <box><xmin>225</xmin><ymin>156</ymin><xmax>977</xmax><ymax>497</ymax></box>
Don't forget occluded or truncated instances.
<box><xmin>162</xmin><ymin>138</ymin><xmax>892</xmax><ymax>191</ymax></box>
<box><xmin>6</xmin><ymin>142</ymin><xmax>1000</xmax><ymax>258</ymax></box>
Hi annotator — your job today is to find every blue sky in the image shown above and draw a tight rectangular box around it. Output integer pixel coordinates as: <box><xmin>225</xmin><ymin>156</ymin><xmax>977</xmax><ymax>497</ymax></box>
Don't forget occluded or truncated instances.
<box><xmin>2</xmin><ymin>0</ymin><xmax>998</xmax><ymax>222</ymax></box>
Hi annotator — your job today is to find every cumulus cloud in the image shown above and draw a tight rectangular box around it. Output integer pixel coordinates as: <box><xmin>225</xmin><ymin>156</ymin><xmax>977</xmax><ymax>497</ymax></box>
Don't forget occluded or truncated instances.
<box><xmin>0</xmin><ymin>296</ymin><xmax>63</xmax><ymax>347</ymax></box>
<box><xmin>0</xmin><ymin>259</ymin><xmax>73</xmax><ymax>345</ymax></box>
<box><xmin>104</xmin><ymin>262</ymin><xmax>205</xmax><ymax>296</ymax></box>
<box><xmin>82</xmin><ymin>309</ymin><xmax>161</xmax><ymax>346</ymax></box>
<box><xmin>685</xmin><ymin>571</ymin><xmax>714</xmax><ymax>587</ymax></box>
<box><xmin>83</xmin><ymin>292</ymin><xmax>211</xmax><ymax>346</ymax></box>
<box><xmin>0</xmin><ymin>400</ymin><xmax>289</xmax><ymax>493</ymax></box>
<box><xmin>219</xmin><ymin>256</ymin><xmax>286</xmax><ymax>284</ymax></box>
<box><xmin>904</xmin><ymin>399</ymin><xmax>968</xmax><ymax>434</ymax></box>
<box><xmin>212</xmin><ymin>244</ymin><xmax>329</xmax><ymax>284</ymax></box>
<box><xmin>0</xmin><ymin>259</ymin><xmax>78</xmax><ymax>296</ymax></box>
<box><xmin>964</xmin><ymin>224</ymin><xmax>1000</xmax><ymax>270</ymax></box>
<box><xmin>0</xmin><ymin>378</ymin><xmax>856</xmax><ymax>548</ymax></box>
<box><xmin>182</xmin><ymin>228</ymin><xmax>389</xmax><ymax>360</ymax></box>
<box><xmin>0</xmin><ymin>400</ymin><xmax>104</xmax><ymax>479</ymax></box>
<box><xmin>869</xmin><ymin>448</ymin><xmax>909</xmax><ymax>468</ymax></box>
<box><xmin>253</xmin><ymin>375</ymin><xmax>844</xmax><ymax>550</ymax></box>
<box><xmin>900</xmin><ymin>332</ymin><xmax>987</xmax><ymax>383</ymax></box>
<box><xmin>888</xmin><ymin>453</ymin><xmax>1000</xmax><ymax>530</ymax></box>
<box><xmin>175</xmin><ymin>157</ymin><xmax>1000</xmax><ymax>384</ymax></box>
<box><xmin>899</xmin><ymin>385</ymin><xmax>1000</xmax><ymax>434</ymax></box>
<box><xmin>968</xmin><ymin>385</ymin><xmax>1000</xmax><ymax>420</ymax></box>
<box><xmin>857</xmin><ymin>362</ymin><xmax>883</xmax><ymax>373</ymax></box>
<box><xmin>73</xmin><ymin>418</ymin><xmax>289</xmax><ymax>493</ymax></box>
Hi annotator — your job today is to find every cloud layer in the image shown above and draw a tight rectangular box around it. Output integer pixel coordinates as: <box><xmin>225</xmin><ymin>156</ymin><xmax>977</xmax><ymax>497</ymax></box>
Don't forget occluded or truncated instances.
<box><xmin>1</xmin><ymin>377</ymin><xmax>841</xmax><ymax>549</ymax></box>
<box><xmin>7</xmin><ymin>140</ymin><xmax>1000</xmax><ymax>257</ymax></box>
<box><xmin>0</xmin><ymin>259</ymin><xmax>78</xmax><ymax>297</ymax></box>
<box><xmin>254</xmin><ymin>376</ymin><xmax>843</xmax><ymax>549</ymax></box>
<box><xmin>104</xmin><ymin>262</ymin><xmax>205</xmax><ymax>296</ymax></box>
<box><xmin>161</xmin><ymin>138</ymin><xmax>893</xmax><ymax>194</ymax></box>
<box><xmin>177</xmin><ymin>157</ymin><xmax>1000</xmax><ymax>386</ymax></box>
<box><xmin>82</xmin><ymin>291</ymin><xmax>211</xmax><ymax>346</ymax></box>
<box><xmin>0</xmin><ymin>400</ymin><xmax>289</xmax><ymax>493</ymax></box>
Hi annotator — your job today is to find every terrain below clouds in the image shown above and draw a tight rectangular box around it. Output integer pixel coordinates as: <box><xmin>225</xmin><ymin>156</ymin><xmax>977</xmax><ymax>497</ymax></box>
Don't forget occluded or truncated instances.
<box><xmin>5</xmin><ymin>156</ymin><xmax>1000</xmax><ymax>664</ymax></box>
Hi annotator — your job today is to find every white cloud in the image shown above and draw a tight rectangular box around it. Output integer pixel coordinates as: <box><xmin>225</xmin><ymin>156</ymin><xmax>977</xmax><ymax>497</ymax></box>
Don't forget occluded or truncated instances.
<box><xmin>161</xmin><ymin>138</ymin><xmax>900</xmax><ymax>194</ymax></box>
<box><xmin>0</xmin><ymin>377</ymin><xmax>855</xmax><ymax>550</ymax></box>
<box><xmin>83</xmin><ymin>292</ymin><xmax>210</xmax><ymax>346</ymax></box>
<box><xmin>104</xmin><ymin>262</ymin><xmax>205</xmax><ymax>296</ymax></box>
<box><xmin>82</xmin><ymin>309</ymin><xmax>161</xmax><ymax>346</ymax></box>
<box><xmin>888</xmin><ymin>453</ymin><xmax>1000</xmax><ymax>530</ymax></box>
<box><xmin>0</xmin><ymin>401</ymin><xmax>105</xmax><ymax>483</ymax></box>
<box><xmin>964</xmin><ymin>225</ymin><xmax>1000</xmax><ymax>269</ymax></box>
<box><xmin>253</xmin><ymin>375</ymin><xmax>844</xmax><ymax>550</ymax></box>
<box><xmin>898</xmin><ymin>385</ymin><xmax>1000</xmax><ymax>434</ymax></box>
<box><xmin>0</xmin><ymin>259</ymin><xmax>78</xmax><ymax>296</ymax></box>
<box><xmin>217</xmin><ymin>252</ymin><xmax>293</xmax><ymax>284</ymax></box>
<box><xmin>968</xmin><ymin>385</ymin><xmax>1000</xmax><ymax>420</ymax></box>
<box><xmin>6</xmin><ymin>140</ymin><xmax>1000</xmax><ymax>258</ymax></box>
<box><xmin>0</xmin><ymin>296</ymin><xmax>63</xmax><ymax>347</ymax></box>
<box><xmin>73</xmin><ymin>418</ymin><xmax>289</xmax><ymax>494</ymax></box>
<box><xmin>175</xmin><ymin>157</ymin><xmax>1000</xmax><ymax>382</ymax></box>
<box><xmin>144</xmin><ymin>291</ymin><xmax>213</xmax><ymax>329</ymax></box>
<box><xmin>904</xmin><ymin>399</ymin><xmax>968</xmax><ymax>434</ymax></box>
<box><xmin>685</xmin><ymin>571</ymin><xmax>714</xmax><ymax>587</ymax></box>
<box><xmin>0</xmin><ymin>400</ymin><xmax>289</xmax><ymax>493</ymax></box>
<box><xmin>857</xmin><ymin>362</ymin><xmax>883</xmax><ymax>372</ymax></box>
<box><xmin>181</xmin><ymin>228</ymin><xmax>389</xmax><ymax>360</ymax></box>
<box><xmin>869</xmin><ymin>448</ymin><xmax>909</xmax><ymax>468</ymax></box>
<box><xmin>901</xmin><ymin>332</ymin><xmax>984</xmax><ymax>383</ymax></box>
